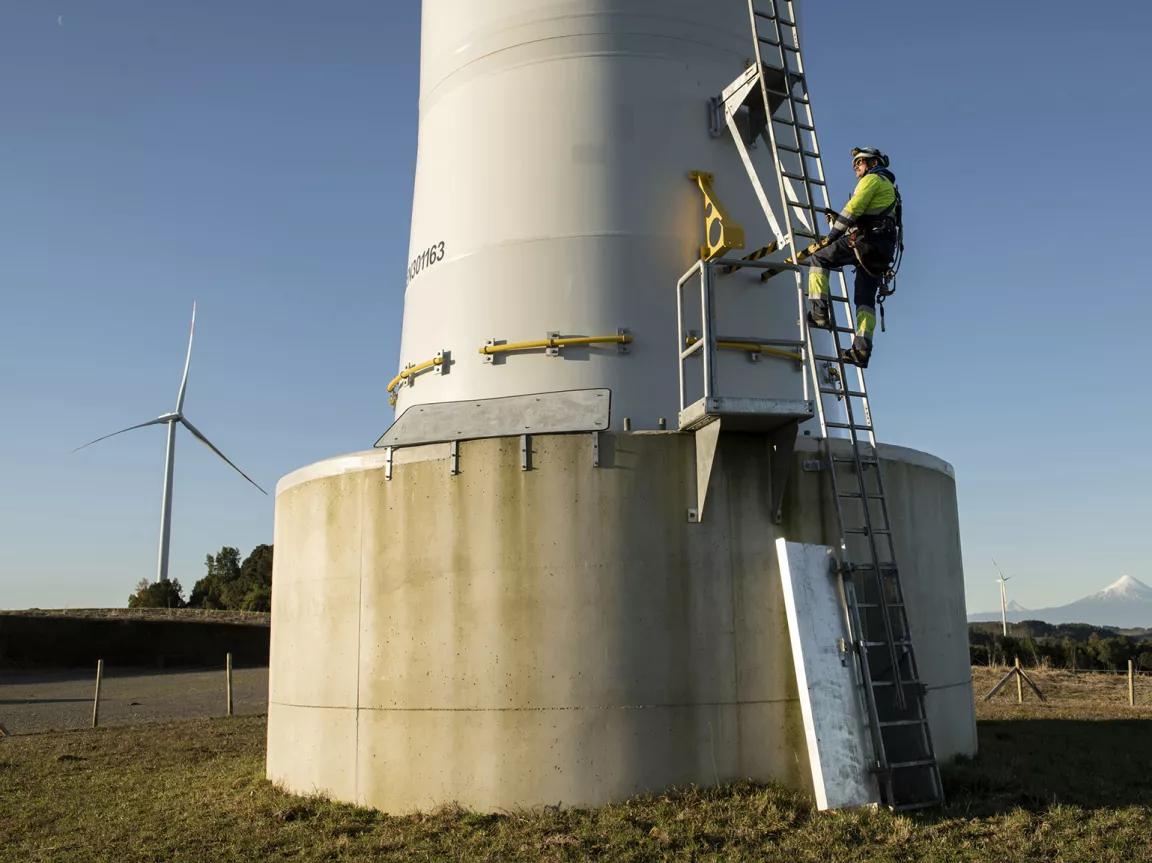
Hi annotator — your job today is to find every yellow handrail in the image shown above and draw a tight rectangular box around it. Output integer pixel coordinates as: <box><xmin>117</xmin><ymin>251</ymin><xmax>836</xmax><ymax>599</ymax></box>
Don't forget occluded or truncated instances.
<box><xmin>387</xmin><ymin>355</ymin><xmax>443</xmax><ymax>395</ymax></box>
<box><xmin>684</xmin><ymin>336</ymin><xmax>802</xmax><ymax>363</ymax></box>
<box><xmin>478</xmin><ymin>333</ymin><xmax>633</xmax><ymax>356</ymax></box>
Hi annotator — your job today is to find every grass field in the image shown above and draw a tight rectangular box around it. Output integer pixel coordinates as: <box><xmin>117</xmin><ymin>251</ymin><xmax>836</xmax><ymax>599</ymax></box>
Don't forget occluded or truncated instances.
<box><xmin>4</xmin><ymin>668</ymin><xmax>1152</xmax><ymax>862</ymax></box>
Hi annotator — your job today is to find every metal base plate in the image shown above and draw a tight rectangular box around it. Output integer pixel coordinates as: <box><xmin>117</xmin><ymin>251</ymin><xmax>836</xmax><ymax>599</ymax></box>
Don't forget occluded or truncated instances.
<box><xmin>678</xmin><ymin>396</ymin><xmax>813</xmax><ymax>433</ymax></box>
<box><xmin>376</xmin><ymin>389</ymin><xmax>611</xmax><ymax>448</ymax></box>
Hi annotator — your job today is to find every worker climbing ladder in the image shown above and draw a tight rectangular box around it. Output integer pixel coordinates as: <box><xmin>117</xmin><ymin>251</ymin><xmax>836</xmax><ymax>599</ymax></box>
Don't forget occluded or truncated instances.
<box><xmin>718</xmin><ymin>0</ymin><xmax>944</xmax><ymax>810</ymax></box>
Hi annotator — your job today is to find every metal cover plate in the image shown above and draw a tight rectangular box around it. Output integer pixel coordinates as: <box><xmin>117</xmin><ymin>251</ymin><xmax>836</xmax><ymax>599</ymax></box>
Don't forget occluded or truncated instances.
<box><xmin>375</xmin><ymin>389</ymin><xmax>611</xmax><ymax>448</ymax></box>
<box><xmin>775</xmin><ymin>539</ymin><xmax>880</xmax><ymax>810</ymax></box>
<box><xmin>678</xmin><ymin>396</ymin><xmax>813</xmax><ymax>432</ymax></box>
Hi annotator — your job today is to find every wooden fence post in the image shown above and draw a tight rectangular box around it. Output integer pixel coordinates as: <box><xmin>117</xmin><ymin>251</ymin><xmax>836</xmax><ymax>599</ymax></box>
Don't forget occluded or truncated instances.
<box><xmin>1129</xmin><ymin>659</ymin><xmax>1135</xmax><ymax>707</ymax></box>
<box><xmin>91</xmin><ymin>659</ymin><xmax>104</xmax><ymax>728</ymax></box>
<box><xmin>226</xmin><ymin>652</ymin><xmax>234</xmax><ymax>717</ymax></box>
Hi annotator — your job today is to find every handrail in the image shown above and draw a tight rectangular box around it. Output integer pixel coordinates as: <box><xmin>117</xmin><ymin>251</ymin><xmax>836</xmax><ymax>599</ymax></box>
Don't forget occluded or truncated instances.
<box><xmin>387</xmin><ymin>354</ymin><xmax>444</xmax><ymax>401</ymax></box>
<box><xmin>684</xmin><ymin>335</ymin><xmax>802</xmax><ymax>363</ymax></box>
<box><xmin>478</xmin><ymin>333</ymin><xmax>633</xmax><ymax>356</ymax></box>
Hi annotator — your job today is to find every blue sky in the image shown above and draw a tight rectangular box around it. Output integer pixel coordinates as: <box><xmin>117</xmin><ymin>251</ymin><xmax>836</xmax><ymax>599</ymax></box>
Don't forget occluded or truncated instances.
<box><xmin>1</xmin><ymin>1</ymin><xmax>1149</xmax><ymax>614</ymax></box>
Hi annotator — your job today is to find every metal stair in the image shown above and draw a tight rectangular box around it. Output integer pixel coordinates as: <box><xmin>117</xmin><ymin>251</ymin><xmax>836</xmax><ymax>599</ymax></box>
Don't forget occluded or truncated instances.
<box><xmin>722</xmin><ymin>0</ymin><xmax>944</xmax><ymax>810</ymax></box>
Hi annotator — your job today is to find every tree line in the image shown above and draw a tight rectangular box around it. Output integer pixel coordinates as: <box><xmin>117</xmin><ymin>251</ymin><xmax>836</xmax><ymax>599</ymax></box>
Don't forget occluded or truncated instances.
<box><xmin>970</xmin><ymin>620</ymin><xmax>1152</xmax><ymax>671</ymax></box>
<box><xmin>127</xmin><ymin>545</ymin><xmax>273</xmax><ymax>612</ymax></box>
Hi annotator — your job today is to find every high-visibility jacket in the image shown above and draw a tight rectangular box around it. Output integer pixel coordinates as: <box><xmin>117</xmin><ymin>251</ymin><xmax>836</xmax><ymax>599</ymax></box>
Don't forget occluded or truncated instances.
<box><xmin>828</xmin><ymin>166</ymin><xmax>898</xmax><ymax>241</ymax></box>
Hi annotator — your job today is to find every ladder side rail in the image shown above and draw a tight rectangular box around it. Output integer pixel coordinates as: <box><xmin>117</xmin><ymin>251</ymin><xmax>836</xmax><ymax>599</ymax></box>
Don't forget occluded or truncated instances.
<box><xmin>700</xmin><ymin>262</ymin><xmax>716</xmax><ymax>403</ymax></box>
<box><xmin>675</xmin><ymin>260</ymin><xmax>696</xmax><ymax>417</ymax></box>
<box><xmin>843</xmin><ymin>576</ymin><xmax>894</xmax><ymax>804</ymax></box>
<box><xmin>837</xmin><ymin>438</ymin><xmax>907</xmax><ymax>709</ymax></box>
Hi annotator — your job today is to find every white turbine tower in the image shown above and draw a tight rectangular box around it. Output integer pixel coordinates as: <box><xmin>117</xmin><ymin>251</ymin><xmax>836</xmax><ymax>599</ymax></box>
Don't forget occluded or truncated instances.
<box><xmin>993</xmin><ymin>557</ymin><xmax>1012</xmax><ymax>637</ymax></box>
<box><xmin>75</xmin><ymin>303</ymin><xmax>266</xmax><ymax>582</ymax></box>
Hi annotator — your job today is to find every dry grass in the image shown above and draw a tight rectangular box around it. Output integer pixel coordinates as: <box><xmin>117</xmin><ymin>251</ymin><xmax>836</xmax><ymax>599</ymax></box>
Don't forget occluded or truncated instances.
<box><xmin>3</xmin><ymin>670</ymin><xmax>1152</xmax><ymax>862</ymax></box>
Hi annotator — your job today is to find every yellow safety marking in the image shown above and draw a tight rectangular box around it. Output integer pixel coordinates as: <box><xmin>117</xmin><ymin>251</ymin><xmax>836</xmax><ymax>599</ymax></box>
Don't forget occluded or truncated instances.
<box><xmin>684</xmin><ymin>335</ymin><xmax>802</xmax><ymax>363</ymax></box>
<box><xmin>478</xmin><ymin>333</ymin><xmax>633</xmax><ymax>356</ymax></box>
<box><xmin>688</xmin><ymin>170</ymin><xmax>745</xmax><ymax>261</ymax></box>
<box><xmin>387</xmin><ymin>354</ymin><xmax>444</xmax><ymax>405</ymax></box>
<box><xmin>720</xmin><ymin>240</ymin><xmax>779</xmax><ymax>274</ymax></box>
<box><xmin>760</xmin><ymin>235</ymin><xmax>830</xmax><ymax>282</ymax></box>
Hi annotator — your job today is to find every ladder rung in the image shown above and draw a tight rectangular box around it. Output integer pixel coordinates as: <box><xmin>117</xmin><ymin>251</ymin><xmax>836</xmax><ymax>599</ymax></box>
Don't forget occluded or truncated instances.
<box><xmin>893</xmin><ymin>799</ymin><xmax>944</xmax><ymax>813</ymax></box>
<box><xmin>775</xmin><ymin>117</ymin><xmax>815</xmax><ymax>131</ymax></box>
<box><xmin>838</xmin><ymin>491</ymin><xmax>885</xmax><ymax>500</ymax></box>
<box><xmin>775</xmin><ymin>143</ymin><xmax>820</xmax><ymax>159</ymax></box>
<box><xmin>889</xmin><ymin>759</ymin><xmax>937</xmax><ymax>770</ymax></box>
<box><xmin>832</xmin><ymin>453</ymin><xmax>877</xmax><ymax>463</ymax></box>
<box><xmin>863</xmin><ymin>640</ymin><xmax>913</xmax><ymax>648</ymax></box>
<box><xmin>819</xmin><ymin>387</ymin><xmax>868</xmax><ymax>398</ymax></box>
<box><xmin>845</xmin><ymin>527</ymin><xmax>891</xmax><ymax>535</ymax></box>
<box><xmin>825</xmin><ymin>421</ymin><xmax>874</xmax><ymax>432</ymax></box>
<box><xmin>831</xmin><ymin>326</ymin><xmax>856</xmax><ymax>334</ymax></box>
<box><xmin>869</xmin><ymin>677</ymin><xmax>916</xmax><ymax>687</ymax></box>
<box><xmin>764</xmin><ymin>88</ymin><xmax>811</xmax><ymax>106</ymax></box>
<box><xmin>785</xmin><ymin>198</ymin><xmax>814</xmax><ymax>209</ymax></box>
<box><xmin>855</xmin><ymin>602</ymin><xmax>903</xmax><ymax>610</ymax></box>
<box><xmin>879</xmin><ymin>718</ymin><xmax>927</xmax><ymax>727</ymax></box>
<box><xmin>757</xmin><ymin>37</ymin><xmax>801</xmax><ymax>53</ymax></box>
<box><xmin>754</xmin><ymin>10</ymin><xmax>799</xmax><ymax>27</ymax></box>
<box><xmin>781</xmin><ymin>171</ymin><xmax>824</xmax><ymax>184</ymax></box>
<box><xmin>853</xmin><ymin>562</ymin><xmax>898</xmax><ymax>572</ymax></box>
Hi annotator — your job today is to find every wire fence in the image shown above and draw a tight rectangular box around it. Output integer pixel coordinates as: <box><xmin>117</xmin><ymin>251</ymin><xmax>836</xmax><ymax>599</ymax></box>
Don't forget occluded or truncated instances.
<box><xmin>973</xmin><ymin>664</ymin><xmax>1152</xmax><ymax>707</ymax></box>
<box><xmin>0</xmin><ymin>656</ymin><xmax>267</xmax><ymax>736</ymax></box>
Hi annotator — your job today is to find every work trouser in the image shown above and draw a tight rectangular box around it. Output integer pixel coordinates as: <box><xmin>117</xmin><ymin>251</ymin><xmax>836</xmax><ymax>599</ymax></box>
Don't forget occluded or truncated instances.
<box><xmin>807</xmin><ymin>234</ymin><xmax>893</xmax><ymax>351</ymax></box>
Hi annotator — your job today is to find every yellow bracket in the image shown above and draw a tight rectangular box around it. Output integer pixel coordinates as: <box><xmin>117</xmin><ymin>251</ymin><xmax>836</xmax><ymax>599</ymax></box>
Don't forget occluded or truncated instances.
<box><xmin>684</xmin><ymin>335</ymin><xmax>802</xmax><ymax>363</ymax></box>
<box><xmin>689</xmin><ymin>170</ymin><xmax>745</xmax><ymax>261</ymax></box>
<box><xmin>387</xmin><ymin>353</ymin><xmax>445</xmax><ymax>405</ymax></box>
<box><xmin>479</xmin><ymin>332</ymin><xmax>633</xmax><ymax>357</ymax></box>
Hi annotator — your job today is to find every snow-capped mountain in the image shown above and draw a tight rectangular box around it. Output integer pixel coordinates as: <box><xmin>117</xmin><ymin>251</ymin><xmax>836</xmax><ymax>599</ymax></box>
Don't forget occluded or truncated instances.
<box><xmin>969</xmin><ymin>575</ymin><xmax>1152</xmax><ymax>628</ymax></box>
<box><xmin>1090</xmin><ymin>574</ymin><xmax>1152</xmax><ymax>602</ymax></box>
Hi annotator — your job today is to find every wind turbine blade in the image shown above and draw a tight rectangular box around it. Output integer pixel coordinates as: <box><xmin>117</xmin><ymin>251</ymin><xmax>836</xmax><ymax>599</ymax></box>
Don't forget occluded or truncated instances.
<box><xmin>175</xmin><ymin>302</ymin><xmax>196</xmax><ymax>413</ymax></box>
<box><xmin>180</xmin><ymin>417</ymin><xmax>267</xmax><ymax>495</ymax></box>
<box><xmin>72</xmin><ymin>417</ymin><xmax>168</xmax><ymax>453</ymax></box>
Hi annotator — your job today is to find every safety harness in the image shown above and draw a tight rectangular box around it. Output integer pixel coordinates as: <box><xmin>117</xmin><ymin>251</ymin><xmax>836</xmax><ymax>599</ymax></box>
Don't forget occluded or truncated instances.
<box><xmin>848</xmin><ymin>166</ymin><xmax>904</xmax><ymax>332</ymax></box>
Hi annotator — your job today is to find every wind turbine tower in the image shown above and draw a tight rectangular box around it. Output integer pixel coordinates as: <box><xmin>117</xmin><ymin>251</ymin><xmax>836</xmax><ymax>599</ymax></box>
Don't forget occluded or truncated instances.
<box><xmin>267</xmin><ymin>0</ymin><xmax>977</xmax><ymax>814</ymax></box>
<box><xmin>76</xmin><ymin>304</ymin><xmax>266</xmax><ymax>582</ymax></box>
<box><xmin>994</xmin><ymin>557</ymin><xmax>1013</xmax><ymax>637</ymax></box>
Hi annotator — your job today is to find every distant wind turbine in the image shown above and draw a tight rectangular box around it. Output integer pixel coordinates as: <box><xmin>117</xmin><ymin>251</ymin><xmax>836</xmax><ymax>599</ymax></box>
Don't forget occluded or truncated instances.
<box><xmin>74</xmin><ymin>303</ymin><xmax>266</xmax><ymax>583</ymax></box>
<box><xmin>993</xmin><ymin>557</ymin><xmax>1012</xmax><ymax>637</ymax></box>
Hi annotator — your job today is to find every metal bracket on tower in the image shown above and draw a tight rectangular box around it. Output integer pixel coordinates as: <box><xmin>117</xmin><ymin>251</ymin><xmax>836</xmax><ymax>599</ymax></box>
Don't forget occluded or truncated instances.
<box><xmin>450</xmin><ymin>440</ymin><xmax>460</xmax><ymax>475</ymax></box>
<box><xmin>687</xmin><ymin>171</ymin><xmax>746</xmax><ymax>261</ymax></box>
<box><xmin>687</xmin><ymin>418</ymin><xmax>722</xmax><ymax>523</ymax></box>
<box><xmin>591</xmin><ymin>431</ymin><xmax>600</xmax><ymax>467</ymax></box>
<box><xmin>545</xmin><ymin>332</ymin><xmax>561</xmax><ymax>357</ymax></box>
<box><xmin>384</xmin><ymin>446</ymin><xmax>394</xmax><ymax>481</ymax></box>
<box><xmin>520</xmin><ymin>434</ymin><xmax>531</xmax><ymax>471</ymax></box>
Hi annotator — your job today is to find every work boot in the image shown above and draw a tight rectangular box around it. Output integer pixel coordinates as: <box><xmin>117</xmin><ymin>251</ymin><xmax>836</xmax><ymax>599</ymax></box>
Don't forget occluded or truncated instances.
<box><xmin>806</xmin><ymin>297</ymin><xmax>832</xmax><ymax>330</ymax></box>
<box><xmin>839</xmin><ymin>336</ymin><xmax>872</xmax><ymax>369</ymax></box>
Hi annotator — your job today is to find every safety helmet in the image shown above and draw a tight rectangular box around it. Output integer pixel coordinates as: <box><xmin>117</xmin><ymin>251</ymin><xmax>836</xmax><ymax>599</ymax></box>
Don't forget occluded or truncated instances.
<box><xmin>851</xmin><ymin>146</ymin><xmax>889</xmax><ymax>168</ymax></box>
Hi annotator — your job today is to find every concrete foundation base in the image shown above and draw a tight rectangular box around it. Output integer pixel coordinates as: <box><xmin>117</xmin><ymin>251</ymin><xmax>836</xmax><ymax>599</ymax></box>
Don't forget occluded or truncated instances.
<box><xmin>266</xmin><ymin>431</ymin><xmax>975</xmax><ymax>812</ymax></box>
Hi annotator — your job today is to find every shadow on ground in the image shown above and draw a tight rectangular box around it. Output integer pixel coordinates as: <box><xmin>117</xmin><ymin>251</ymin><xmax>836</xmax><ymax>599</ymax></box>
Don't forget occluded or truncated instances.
<box><xmin>941</xmin><ymin>718</ymin><xmax>1152</xmax><ymax>816</ymax></box>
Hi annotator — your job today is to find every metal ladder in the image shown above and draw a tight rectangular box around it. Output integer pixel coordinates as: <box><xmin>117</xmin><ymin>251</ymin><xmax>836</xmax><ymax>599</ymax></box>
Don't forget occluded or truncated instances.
<box><xmin>734</xmin><ymin>0</ymin><xmax>944</xmax><ymax>810</ymax></box>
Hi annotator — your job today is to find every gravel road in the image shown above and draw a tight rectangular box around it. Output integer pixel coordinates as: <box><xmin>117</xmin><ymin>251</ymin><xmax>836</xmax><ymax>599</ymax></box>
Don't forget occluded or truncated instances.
<box><xmin>0</xmin><ymin>666</ymin><xmax>268</xmax><ymax>734</ymax></box>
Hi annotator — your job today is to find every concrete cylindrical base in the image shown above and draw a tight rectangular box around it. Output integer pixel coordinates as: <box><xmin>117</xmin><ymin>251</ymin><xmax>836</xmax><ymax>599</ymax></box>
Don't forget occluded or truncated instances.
<box><xmin>266</xmin><ymin>432</ymin><xmax>974</xmax><ymax>812</ymax></box>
